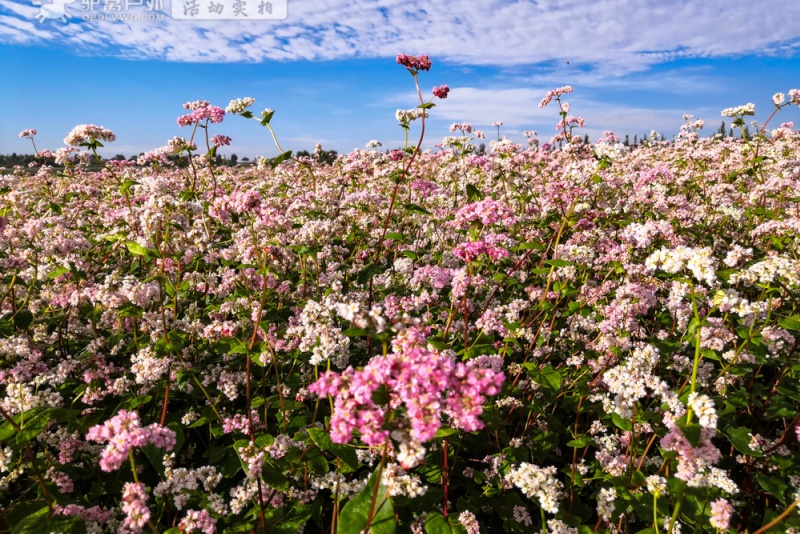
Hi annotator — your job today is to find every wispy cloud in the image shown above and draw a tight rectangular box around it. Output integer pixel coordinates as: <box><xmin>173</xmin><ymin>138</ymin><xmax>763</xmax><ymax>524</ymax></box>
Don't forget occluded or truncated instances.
<box><xmin>3</xmin><ymin>0</ymin><xmax>799</xmax><ymax>70</ymax></box>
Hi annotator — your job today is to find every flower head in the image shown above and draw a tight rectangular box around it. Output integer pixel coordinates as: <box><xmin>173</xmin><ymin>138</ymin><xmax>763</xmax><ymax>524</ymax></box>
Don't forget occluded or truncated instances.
<box><xmin>720</xmin><ymin>103</ymin><xmax>755</xmax><ymax>117</ymax></box>
<box><xmin>177</xmin><ymin>101</ymin><xmax>225</xmax><ymax>127</ymax></box>
<box><xmin>86</xmin><ymin>410</ymin><xmax>176</xmax><ymax>472</ymax></box>
<box><xmin>64</xmin><ymin>124</ymin><xmax>116</xmax><ymax>146</ymax></box>
<box><xmin>19</xmin><ymin>129</ymin><xmax>37</xmax><ymax>138</ymax></box>
<box><xmin>225</xmin><ymin>97</ymin><xmax>255</xmax><ymax>114</ymax></box>
<box><xmin>396</xmin><ymin>53</ymin><xmax>432</xmax><ymax>72</ymax></box>
<box><xmin>211</xmin><ymin>134</ymin><xmax>232</xmax><ymax>147</ymax></box>
<box><xmin>121</xmin><ymin>482</ymin><xmax>150</xmax><ymax>533</ymax></box>
<box><xmin>539</xmin><ymin>85</ymin><xmax>573</xmax><ymax>108</ymax></box>
<box><xmin>709</xmin><ymin>498</ymin><xmax>733</xmax><ymax>530</ymax></box>
<box><xmin>432</xmin><ymin>84</ymin><xmax>450</xmax><ymax>99</ymax></box>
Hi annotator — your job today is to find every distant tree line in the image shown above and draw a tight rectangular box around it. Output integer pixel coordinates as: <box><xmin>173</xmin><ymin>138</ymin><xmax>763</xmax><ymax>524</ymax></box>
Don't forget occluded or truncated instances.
<box><xmin>0</xmin><ymin>127</ymin><xmax>757</xmax><ymax>170</ymax></box>
<box><xmin>295</xmin><ymin>149</ymin><xmax>339</xmax><ymax>165</ymax></box>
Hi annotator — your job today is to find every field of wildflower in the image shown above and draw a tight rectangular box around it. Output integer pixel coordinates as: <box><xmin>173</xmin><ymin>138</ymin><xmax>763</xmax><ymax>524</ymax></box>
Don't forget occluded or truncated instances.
<box><xmin>2</xmin><ymin>55</ymin><xmax>800</xmax><ymax>534</ymax></box>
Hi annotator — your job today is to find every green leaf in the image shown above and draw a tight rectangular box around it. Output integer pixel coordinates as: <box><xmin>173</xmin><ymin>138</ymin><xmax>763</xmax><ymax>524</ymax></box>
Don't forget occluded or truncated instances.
<box><xmin>424</xmin><ymin>512</ymin><xmax>467</xmax><ymax>534</ymax></box>
<box><xmin>465</xmin><ymin>184</ymin><xmax>483</xmax><ymax>201</ymax></box>
<box><xmin>337</xmin><ymin>469</ymin><xmax>395</xmax><ymax>534</ymax></box>
<box><xmin>342</xmin><ymin>327</ymin><xmax>371</xmax><ymax>337</ymax></box>
<box><xmin>756</xmin><ymin>473</ymin><xmax>788</xmax><ymax>505</ymax></box>
<box><xmin>541</xmin><ymin>369</ymin><xmax>562</xmax><ymax>390</ymax></box>
<box><xmin>778</xmin><ymin>315</ymin><xmax>800</xmax><ymax>332</ymax></box>
<box><xmin>120</xmin><ymin>179</ymin><xmax>139</xmax><ymax>195</ymax></box>
<box><xmin>7</xmin><ymin>504</ymin><xmax>80</xmax><ymax>534</ymax></box>
<box><xmin>125</xmin><ymin>241</ymin><xmax>149</xmax><ymax>256</ymax></box>
<box><xmin>724</xmin><ymin>426</ymin><xmax>762</xmax><ymax>457</ymax></box>
<box><xmin>403</xmin><ymin>203</ymin><xmax>432</xmax><ymax>216</ymax></box>
<box><xmin>16</xmin><ymin>408</ymin><xmax>56</xmax><ymax>445</ymax></box>
<box><xmin>567</xmin><ymin>435</ymin><xmax>592</xmax><ymax>448</ymax></box>
<box><xmin>270</xmin><ymin>150</ymin><xmax>293</xmax><ymax>168</ymax></box>
<box><xmin>434</xmin><ymin>427</ymin><xmax>458</xmax><ymax>440</ymax></box>
<box><xmin>47</xmin><ymin>266</ymin><xmax>70</xmax><ymax>280</ymax></box>
<box><xmin>676</xmin><ymin>419</ymin><xmax>702</xmax><ymax>448</ymax></box>
<box><xmin>611</xmin><ymin>412</ymin><xmax>633</xmax><ymax>432</ymax></box>
<box><xmin>417</xmin><ymin>102</ymin><xmax>435</xmax><ymax>109</ymax></box>
<box><xmin>13</xmin><ymin>309</ymin><xmax>33</xmax><ymax>330</ymax></box>
<box><xmin>260</xmin><ymin>109</ymin><xmax>275</xmax><ymax>125</ymax></box>
<box><xmin>308</xmin><ymin>428</ymin><xmax>359</xmax><ymax>472</ymax></box>
<box><xmin>544</xmin><ymin>259</ymin><xmax>573</xmax><ymax>267</ymax></box>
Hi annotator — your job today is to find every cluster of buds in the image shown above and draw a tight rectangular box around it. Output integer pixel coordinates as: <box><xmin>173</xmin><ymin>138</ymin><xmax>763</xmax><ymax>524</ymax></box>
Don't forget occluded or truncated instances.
<box><xmin>396</xmin><ymin>53</ymin><xmax>432</xmax><ymax>73</ymax></box>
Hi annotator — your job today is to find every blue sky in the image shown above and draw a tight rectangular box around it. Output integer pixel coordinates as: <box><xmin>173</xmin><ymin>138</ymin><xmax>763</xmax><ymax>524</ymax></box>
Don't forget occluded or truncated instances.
<box><xmin>2</xmin><ymin>0</ymin><xmax>800</xmax><ymax>159</ymax></box>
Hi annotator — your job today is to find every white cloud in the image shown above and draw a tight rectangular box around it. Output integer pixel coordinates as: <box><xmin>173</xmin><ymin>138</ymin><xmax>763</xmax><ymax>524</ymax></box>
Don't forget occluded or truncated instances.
<box><xmin>2</xmin><ymin>0</ymin><xmax>799</xmax><ymax>70</ymax></box>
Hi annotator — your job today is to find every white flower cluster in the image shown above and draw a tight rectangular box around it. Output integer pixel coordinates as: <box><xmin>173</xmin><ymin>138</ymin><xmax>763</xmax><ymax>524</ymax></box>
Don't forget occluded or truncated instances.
<box><xmin>687</xmin><ymin>393</ymin><xmax>718</xmax><ymax>429</ymax></box>
<box><xmin>547</xmin><ymin>519</ymin><xmax>578</xmax><ymax>534</ymax></box>
<box><xmin>458</xmin><ymin>510</ymin><xmax>479</xmax><ymax>534</ymax></box>
<box><xmin>392</xmin><ymin>429</ymin><xmax>426</xmax><ymax>469</ymax></box>
<box><xmin>335</xmin><ymin>300</ymin><xmax>387</xmax><ymax>333</ymax></box>
<box><xmin>512</xmin><ymin>505</ymin><xmax>532</xmax><ymax>526</ymax></box>
<box><xmin>593</xmin><ymin>141</ymin><xmax>628</xmax><ymax>161</ymax></box>
<box><xmin>154</xmin><ymin>456</ymin><xmax>222</xmax><ymax>510</ymax></box>
<box><xmin>225</xmin><ymin>97</ymin><xmax>255</xmax><ymax>114</ymax></box>
<box><xmin>1</xmin><ymin>382</ymin><xmax>63</xmax><ymax>415</ymax></box>
<box><xmin>729</xmin><ymin>255</ymin><xmax>799</xmax><ymax>287</ymax></box>
<box><xmin>711</xmin><ymin>288</ymin><xmax>769</xmax><ymax>325</ymax></box>
<box><xmin>0</xmin><ymin>446</ymin><xmax>12</xmax><ymax>472</ymax></box>
<box><xmin>130</xmin><ymin>346</ymin><xmax>171</xmax><ymax>388</ymax></box>
<box><xmin>310</xmin><ymin>471</ymin><xmax>368</xmax><ymax>499</ymax></box>
<box><xmin>266</xmin><ymin>434</ymin><xmax>302</xmax><ymax>460</ymax></box>
<box><xmin>505</xmin><ymin>463</ymin><xmax>563</xmax><ymax>514</ymax></box>
<box><xmin>596</xmin><ymin>487</ymin><xmax>617</xmax><ymax>520</ymax></box>
<box><xmin>381</xmin><ymin>463</ymin><xmax>428</xmax><ymax>498</ymax></box>
<box><xmin>440</xmin><ymin>136</ymin><xmax>474</xmax><ymax>150</ymax></box>
<box><xmin>286</xmin><ymin>296</ymin><xmax>351</xmax><ymax>367</ymax></box>
<box><xmin>723</xmin><ymin>244</ymin><xmax>753</xmax><ymax>267</ymax></box>
<box><xmin>602</xmin><ymin>344</ymin><xmax>660</xmax><ymax>418</ymax></box>
<box><xmin>645</xmin><ymin>246</ymin><xmax>717</xmax><ymax>286</ymax></box>
<box><xmin>64</xmin><ymin>124</ymin><xmax>117</xmax><ymax>146</ymax></box>
<box><xmin>396</xmin><ymin>108</ymin><xmax>428</xmax><ymax>124</ymax></box>
<box><xmin>720</xmin><ymin>103</ymin><xmax>755</xmax><ymax>117</ymax></box>
<box><xmin>645</xmin><ymin>474</ymin><xmax>667</xmax><ymax>496</ymax></box>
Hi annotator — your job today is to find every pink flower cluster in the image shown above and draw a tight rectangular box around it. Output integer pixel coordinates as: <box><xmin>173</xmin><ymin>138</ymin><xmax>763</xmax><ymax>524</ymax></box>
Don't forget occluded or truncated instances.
<box><xmin>308</xmin><ymin>327</ymin><xmax>504</xmax><ymax>447</ymax></box>
<box><xmin>539</xmin><ymin>85</ymin><xmax>573</xmax><ymax>108</ymax></box>
<box><xmin>179</xmin><ymin>509</ymin><xmax>217</xmax><ymax>534</ymax></box>
<box><xmin>211</xmin><ymin>134</ymin><xmax>232</xmax><ymax>147</ymax></box>
<box><xmin>85</xmin><ymin>409</ymin><xmax>176</xmax><ymax>472</ymax></box>
<box><xmin>18</xmin><ymin>128</ymin><xmax>36</xmax><ymax>138</ymax></box>
<box><xmin>54</xmin><ymin>504</ymin><xmax>112</xmax><ymax>523</ymax></box>
<box><xmin>432</xmin><ymin>84</ymin><xmax>450</xmax><ymax>99</ymax></box>
<box><xmin>660</xmin><ymin>419</ymin><xmax>721</xmax><ymax>482</ymax></box>
<box><xmin>177</xmin><ymin>100</ymin><xmax>225</xmax><ymax>127</ymax></box>
<box><xmin>453</xmin><ymin>234</ymin><xmax>511</xmax><ymax>263</ymax></box>
<box><xmin>709</xmin><ymin>498</ymin><xmax>733</xmax><ymax>530</ymax></box>
<box><xmin>396</xmin><ymin>53</ymin><xmax>432</xmax><ymax>72</ymax></box>
<box><xmin>451</xmin><ymin>197</ymin><xmax>517</xmax><ymax>228</ymax></box>
<box><xmin>121</xmin><ymin>482</ymin><xmax>150</xmax><ymax>533</ymax></box>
